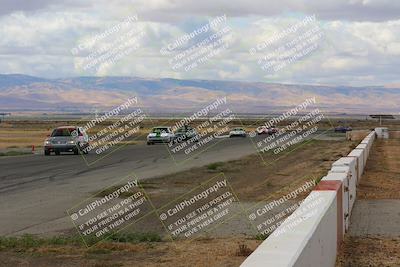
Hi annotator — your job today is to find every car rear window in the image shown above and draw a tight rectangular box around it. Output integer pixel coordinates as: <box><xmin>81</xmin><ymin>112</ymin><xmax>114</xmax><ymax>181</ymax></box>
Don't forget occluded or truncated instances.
<box><xmin>51</xmin><ymin>128</ymin><xmax>75</xmax><ymax>137</ymax></box>
<box><xmin>152</xmin><ymin>128</ymin><xmax>168</xmax><ymax>133</ymax></box>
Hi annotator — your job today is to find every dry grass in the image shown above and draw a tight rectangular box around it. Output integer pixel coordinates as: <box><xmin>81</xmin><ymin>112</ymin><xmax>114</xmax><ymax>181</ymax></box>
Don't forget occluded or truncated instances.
<box><xmin>336</xmin><ymin>236</ymin><xmax>400</xmax><ymax>267</ymax></box>
<box><xmin>0</xmin><ymin>238</ymin><xmax>261</xmax><ymax>267</ymax></box>
<box><xmin>141</xmin><ymin>139</ymin><xmax>357</xmax><ymax>205</ymax></box>
<box><xmin>357</xmin><ymin>137</ymin><xmax>400</xmax><ymax>199</ymax></box>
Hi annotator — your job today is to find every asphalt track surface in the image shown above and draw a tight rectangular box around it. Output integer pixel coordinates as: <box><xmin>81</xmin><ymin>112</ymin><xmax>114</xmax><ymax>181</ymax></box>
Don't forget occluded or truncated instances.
<box><xmin>0</xmin><ymin>132</ymin><xmax>332</xmax><ymax>236</ymax></box>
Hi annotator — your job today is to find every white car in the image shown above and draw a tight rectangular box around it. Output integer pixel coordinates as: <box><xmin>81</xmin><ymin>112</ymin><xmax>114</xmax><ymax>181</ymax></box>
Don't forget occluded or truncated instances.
<box><xmin>147</xmin><ymin>126</ymin><xmax>175</xmax><ymax>145</ymax></box>
<box><xmin>229</xmin><ymin>127</ymin><xmax>246</xmax><ymax>138</ymax></box>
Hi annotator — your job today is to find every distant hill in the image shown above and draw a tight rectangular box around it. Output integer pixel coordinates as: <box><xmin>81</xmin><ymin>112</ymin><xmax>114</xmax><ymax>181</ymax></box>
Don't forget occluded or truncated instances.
<box><xmin>0</xmin><ymin>74</ymin><xmax>399</xmax><ymax>114</ymax></box>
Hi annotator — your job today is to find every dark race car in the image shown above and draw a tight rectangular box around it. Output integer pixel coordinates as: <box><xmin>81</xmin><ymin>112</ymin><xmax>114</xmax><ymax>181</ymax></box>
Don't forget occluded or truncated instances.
<box><xmin>334</xmin><ymin>126</ymin><xmax>352</xmax><ymax>133</ymax></box>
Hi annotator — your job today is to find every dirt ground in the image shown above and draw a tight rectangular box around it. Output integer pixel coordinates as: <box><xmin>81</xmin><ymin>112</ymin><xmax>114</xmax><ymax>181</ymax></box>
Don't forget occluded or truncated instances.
<box><xmin>336</xmin><ymin>133</ymin><xmax>400</xmax><ymax>266</ymax></box>
<box><xmin>0</xmin><ymin>238</ymin><xmax>261</xmax><ymax>267</ymax></box>
<box><xmin>336</xmin><ymin>236</ymin><xmax>400</xmax><ymax>267</ymax></box>
<box><xmin>141</xmin><ymin>140</ymin><xmax>357</xmax><ymax>205</ymax></box>
<box><xmin>357</xmin><ymin>137</ymin><xmax>400</xmax><ymax>199</ymax></box>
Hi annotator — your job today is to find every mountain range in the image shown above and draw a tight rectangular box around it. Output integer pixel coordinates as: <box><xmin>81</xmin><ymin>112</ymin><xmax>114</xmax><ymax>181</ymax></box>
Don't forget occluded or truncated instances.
<box><xmin>0</xmin><ymin>74</ymin><xmax>399</xmax><ymax>114</ymax></box>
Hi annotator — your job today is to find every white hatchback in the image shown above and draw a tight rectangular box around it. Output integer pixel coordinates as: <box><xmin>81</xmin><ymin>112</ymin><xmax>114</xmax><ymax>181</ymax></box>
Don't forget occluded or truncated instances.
<box><xmin>147</xmin><ymin>127</ymin><xmax>175</xmax><ymax>145</ymax></box>
<box><xmin>229</xmin><ymin>127</ymin><xmax>246</xmax><ymax>138</ymax></box>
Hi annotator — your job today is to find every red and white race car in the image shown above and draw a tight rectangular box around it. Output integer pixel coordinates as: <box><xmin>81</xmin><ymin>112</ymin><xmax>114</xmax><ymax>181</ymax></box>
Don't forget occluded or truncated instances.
<box><xmin>256</xmin><ymin>126</ymin><xmax>278</xmax><ymax>135</ymax></box>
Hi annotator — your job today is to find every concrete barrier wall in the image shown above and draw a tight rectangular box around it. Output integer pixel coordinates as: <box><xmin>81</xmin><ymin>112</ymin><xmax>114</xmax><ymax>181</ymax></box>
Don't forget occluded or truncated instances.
<box><xmin>241</xmin><ymin>131</ymin><xmax>376</xmax><ymax>267</ymax></box>
<box><xmin>348</xmin><ymin>149</ymin><xmax>364</xmax><ymax>182</ymax></box>
<box><xmin>322</xmin><ymin>172</ymin><xmax>349</xmax><ymax>234</ymax></box>
<box><xmin>331</xmin><ymin>157</ymin><xmax>357</xmax><ymax>213</ymax></box>
<box><xmin>375</xmin><ymin>127</ymin><xmax>389</xmax><ymax>139</ymax></box>
<box><xmin>241</xmin><ymin>191</ymin><xmax>339</xmax><ymax>267</ymax></box>
<box><xmin>348</xmin><ymin>131</ymin><xmax>375</xmax><ymax>183</ymax></box>
<box><xmin>356</xmin><ymin>144</ymin><xmax>368</xmax><ymax>165</ymax></box>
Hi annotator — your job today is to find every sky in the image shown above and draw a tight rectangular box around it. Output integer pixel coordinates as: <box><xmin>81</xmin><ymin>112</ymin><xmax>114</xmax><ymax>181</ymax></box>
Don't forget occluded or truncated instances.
<box><xmin>0</xmin><ymin>0</ymin><xmax>400</xmax><ymax>86</ymax></box>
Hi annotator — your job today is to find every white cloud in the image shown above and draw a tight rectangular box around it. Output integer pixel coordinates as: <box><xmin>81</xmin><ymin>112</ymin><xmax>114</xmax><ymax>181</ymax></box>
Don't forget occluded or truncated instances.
<box><xmin>0</xmin><ymin>1</ymin><xmax>399</xmax><ymax>86</ymax></box>
<box><xmin>321</xmin><ymin>57</ymin><xmax>369</xmax><ymax>70</ymax></box>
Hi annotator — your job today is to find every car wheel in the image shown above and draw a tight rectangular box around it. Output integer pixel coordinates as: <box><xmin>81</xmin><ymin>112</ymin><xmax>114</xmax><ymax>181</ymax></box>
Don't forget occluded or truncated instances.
<box><xmin>55</xmin><ymin>150</ymin><xmax>60</xmax><ymax>155</ymax></box>
<box><xmin>44</xmin><ymin>150</ymin><xmax>50</xmax><ymax>156</ymax></box>
<box><xmin>74</xmin><ymin>148</ymin><xmax>79</xmax><ymax>155</ymax></box>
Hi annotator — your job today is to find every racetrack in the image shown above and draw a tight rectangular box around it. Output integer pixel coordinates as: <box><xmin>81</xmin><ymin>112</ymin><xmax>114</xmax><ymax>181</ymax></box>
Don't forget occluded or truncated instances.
<box><xmin>0</xmin><ymin>135</ymin><xmax>261</xmax><ymax>235</ymax></box>
<box><xmin>0</xmin><ymin>131</ymin><xmax>338</xmax><ymax>236</ymax></box>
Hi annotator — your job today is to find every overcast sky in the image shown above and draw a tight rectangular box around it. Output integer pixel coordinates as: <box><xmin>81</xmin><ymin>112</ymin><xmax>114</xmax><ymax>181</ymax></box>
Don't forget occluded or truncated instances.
<box><xmin>0</xmin><ymin>0</ymin><xmax>399</xmax><ymax>86</ymax></box>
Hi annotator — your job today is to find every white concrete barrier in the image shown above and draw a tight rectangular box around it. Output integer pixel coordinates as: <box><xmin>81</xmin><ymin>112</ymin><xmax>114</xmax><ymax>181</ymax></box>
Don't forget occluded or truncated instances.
<box><xmin>375</xmin><ymin>127</ymin><xmax>389</xmax><ymax>139</ymax></box>
<box><xmin>331</xmin><ymin>157</ymin><xmax>358</xmax><ymax>186</ymax></box>
<box><xmin>370</xmin><ymin>131</ymin><xmax>376</xmax><ymax>141</ymax></box>
<box><xmin>241</xmin><ymin>131</ymin><xmax>376</xmax><ymax>267</ymax></box>
<box><xmin>360</xmin><ymin>138</ymin><xmax>371</xmax><ymax>155</ymax></box>
<box><xmin>322</xmin><ymin>172</ymin><xmax>349</xmax><ymax>233</ymax></box>
<box><xmin>328</xmin><ymin>165</ymin><xmax>356</xmax><ymax>211</ymax></box>
<box><xmin>362</xmin><ymin>131</ymin><xmax>375</xmax><ymax>154</ymax></box>
<box><xmin>348</xmin><ymin>149</ymin><xmax>364</xmax><ymax>181</ymax></box>
<box><xmin>241</xmin><ymin>190</ymin><xmax>339</xmax><ymax>267</ymax></box>
<box><xmin>356</xmin><ymin>144</ymin><xmax>368</xmax><ymax>165</ymax></box>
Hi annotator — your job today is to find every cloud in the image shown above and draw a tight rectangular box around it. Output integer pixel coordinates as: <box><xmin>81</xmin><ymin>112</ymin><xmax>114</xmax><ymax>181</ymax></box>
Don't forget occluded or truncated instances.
<box><xmin>108</xmin><ymin>0</ymin><xmax>400</xmax><ymax>22</ymax></box>
<box><xmin>0</xmin><ymin>1</ymin><xmax>399</xmax><ymax>86</ymax></box>
<box><xmin>3</xmin><ymin>0</ymin><xmax>400</xmax><ymax>21</ymax></box>
<box><xmin>0</xmin><ymin>0</ymin><xmax>54</xmax><ymax>16</ymax></box>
